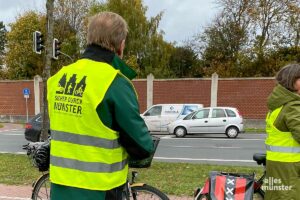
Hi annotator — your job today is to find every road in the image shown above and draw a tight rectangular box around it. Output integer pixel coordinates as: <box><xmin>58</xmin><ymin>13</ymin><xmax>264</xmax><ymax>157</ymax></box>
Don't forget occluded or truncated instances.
<box><xmin>0</xmin><ymin>128</ymin><xmax>27</xmax><ymax>154</ymax></box>
<box><xmin>0</xmin><ymin>127</ymin><xmax>266</xmax><ymax>166</ymax></box>
<box><xmin>154</xmin><ymin>133</ymin><xmax>266</xmax><ymax>166</ymax></box>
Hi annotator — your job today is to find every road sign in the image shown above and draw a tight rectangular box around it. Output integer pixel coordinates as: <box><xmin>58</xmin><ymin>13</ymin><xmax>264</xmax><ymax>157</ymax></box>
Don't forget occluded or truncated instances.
<box><xmin>23</xmin><ymin>88</ymin><xmax>30</xmax><ymax>96</ymax></box>
<box><xmin>23</xmin><ymin>88</ymin><xmax>30</xmax><ymax>122</ymax></box>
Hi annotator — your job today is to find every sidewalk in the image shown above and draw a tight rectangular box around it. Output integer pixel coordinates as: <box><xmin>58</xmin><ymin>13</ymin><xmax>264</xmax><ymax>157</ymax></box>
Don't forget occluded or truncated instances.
<box><xmin>0</xmin><ymin>123</ymin><xmax>24</xmax><ymax>131</ymax></box>
<box><xmin>0</xmin><ymin>184</ymin><xmax>193</xmax><ymax>200</ymax></box>
<box><xmin>0</xmin><ymin>184</ymin><xmax>31</xmax><ymax>200</ymax></box>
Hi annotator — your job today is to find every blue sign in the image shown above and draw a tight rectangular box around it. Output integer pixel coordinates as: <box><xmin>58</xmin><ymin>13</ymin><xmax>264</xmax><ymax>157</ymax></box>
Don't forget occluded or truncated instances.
<box><xmin>23</xmin><ymin>88</ymin><xmax>30</xmax><ymax>95</ymax></box>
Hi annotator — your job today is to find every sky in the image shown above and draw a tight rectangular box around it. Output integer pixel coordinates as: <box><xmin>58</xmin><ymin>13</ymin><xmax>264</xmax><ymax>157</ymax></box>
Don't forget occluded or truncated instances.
<box><xmin>0</xmin><ymin>0</ymin><xmax>220</xmax><ymax>44</ymax></box>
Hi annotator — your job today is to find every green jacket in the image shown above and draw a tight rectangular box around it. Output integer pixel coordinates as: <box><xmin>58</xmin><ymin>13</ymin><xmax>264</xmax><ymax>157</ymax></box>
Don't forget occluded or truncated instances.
<box><xmin>50</xmin><ymin>44</ymin><xmax>154</xmax><ymax>200</ymax></box>
<box><xmin>267</xmin><ymin>84</ymin><xmax>300</xmax><ymax>143</ymax></box>
<box><xmin>265</xmin><ymin>84</ymin><xmax>300</xmax><ymax>200</ymax></box>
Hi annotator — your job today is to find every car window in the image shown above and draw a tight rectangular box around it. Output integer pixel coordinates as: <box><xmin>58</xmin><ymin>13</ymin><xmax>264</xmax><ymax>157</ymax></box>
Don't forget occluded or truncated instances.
<box><xmin>181</xmin><ymin>105</ymin><xmax>198</xmax><ymax>115</ymax></box>
<box><xmin>225</xmin><ymin>109</ymin><xmax>236</xmax><ymax>117</ymax></box>
<box><xmin>144</xmin><ymin>106</ymin><xmax>162</xmax><ymax>116</ymax></box>
<box><xmin>36</xmin><ymin>116</ymin><xmax>42</xmax><ymax>122</ymax></box>
<box><xmin>183</xmin><ymin>111</ymin><xmax>195</xmax><ymax>120</ymax></box>
<box><xmin>193</xmin><ymin>109</ymin><xmax>209</xmax><ymax>119</ymax></box>
<box><xmin>212</xmin><ymin>109</ymin><xmax>226</xmax><ymax>118</ymax></box>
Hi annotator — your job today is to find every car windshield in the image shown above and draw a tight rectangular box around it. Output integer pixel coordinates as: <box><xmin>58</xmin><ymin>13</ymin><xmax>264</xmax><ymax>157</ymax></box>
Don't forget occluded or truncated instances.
<box><xmin>183</xmin><ymin>111</ymin><xmax>195</xmax><ymax>120</ymax></box>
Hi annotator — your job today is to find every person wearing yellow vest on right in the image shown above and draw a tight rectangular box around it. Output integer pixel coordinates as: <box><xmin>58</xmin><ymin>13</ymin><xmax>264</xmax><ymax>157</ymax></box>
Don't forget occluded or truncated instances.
<box><xmin>265</xmin><ymin>63</ymin><xmax>300</xmax><ymax>200</ymax></box>
<box><xmin>47</xmin><ymin>12</ymin><xmax>154</xmax><ymax>200</ymax></box>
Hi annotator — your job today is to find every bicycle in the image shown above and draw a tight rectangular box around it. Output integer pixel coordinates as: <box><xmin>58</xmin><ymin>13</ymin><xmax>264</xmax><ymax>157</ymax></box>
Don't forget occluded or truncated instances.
<box><xmin>194</xmin><ymin>153</ymin><xmax>266</xmax><ymax>200</ymax></box>
<box><xmin>23</xmin><ymin>137</ymin><xmax>169</xmax><ymax>200</ymax></box>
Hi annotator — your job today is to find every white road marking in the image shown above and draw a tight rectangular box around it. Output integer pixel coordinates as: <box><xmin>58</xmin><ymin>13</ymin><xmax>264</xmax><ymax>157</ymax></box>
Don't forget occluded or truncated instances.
<box><xmin>2</xmin><ymin>133</ymin><xmax>23</xmax><ymax>136</ymax></box>
<box><xmin>0</xmin><ymin>129</ymin><xmax>22</xmax><ymax>133</ymax></box>
<box><xmin>160</xmin><ymin>145</ymin><xmax>242</xmax><ymax>149</ymax></box>
<box><xmin>160</xmin><ymin>137</ymin><xmax>265</xmax><ymax>141</ymax></box>
<box><xmin>0</xmin><ymin>152</ymin><xmax>25</xmax><ymax>155</ymax></box>
<box><xmin>154</xmin><ymin>156</ymin><xmax>255</xmax><ymax>163</ymax></box>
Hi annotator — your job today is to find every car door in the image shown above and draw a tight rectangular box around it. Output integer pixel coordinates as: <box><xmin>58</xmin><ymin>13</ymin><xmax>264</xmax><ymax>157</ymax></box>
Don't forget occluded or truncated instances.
<box><xmin>206</xmin><ymin>108</ymin><xmax>227</xmax><ymax>133</ymax></box>
<box><xmin>141</xmin><ymin>105</ymin><xmax>162</xmax><ymax>132</ymax></box>
<box><xmin>160</xmin><ymin>105</ymin><xmax>182</xmax><ymax>132</ymax></box>
<box><xmin>186</xmin><ymin>109</ymin><xmax>210</xmax><ymax>133</ymax></box>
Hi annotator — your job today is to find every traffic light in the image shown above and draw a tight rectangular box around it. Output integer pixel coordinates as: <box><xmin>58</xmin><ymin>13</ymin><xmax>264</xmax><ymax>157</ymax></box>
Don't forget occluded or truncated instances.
<box><xmin>52</xmin><ymin>38</ymin><xmax>61</xmax><ymax>60</ymax></box>
<box><xmin>33</xmin><ymin>31</ymin><xmax>44</xmax><ymax>54</ymax></box>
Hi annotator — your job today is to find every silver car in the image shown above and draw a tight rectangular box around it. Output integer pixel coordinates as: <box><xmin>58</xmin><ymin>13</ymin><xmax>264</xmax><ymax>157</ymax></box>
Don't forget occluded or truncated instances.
<box><xmin>167</xmin><ymin>107</ymin><xmax>244</xmax><ymax>138</ymax></box>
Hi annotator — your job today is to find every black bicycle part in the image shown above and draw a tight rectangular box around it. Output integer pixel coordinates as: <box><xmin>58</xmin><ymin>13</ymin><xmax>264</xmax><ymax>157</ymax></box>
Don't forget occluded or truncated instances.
<box><xmin>32</xmin><ymin>173</ymin><xmax>50</xmax><ymax>200</ymax></box>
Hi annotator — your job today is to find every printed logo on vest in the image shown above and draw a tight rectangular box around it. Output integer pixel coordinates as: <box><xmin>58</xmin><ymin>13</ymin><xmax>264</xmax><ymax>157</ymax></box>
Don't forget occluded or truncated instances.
<box><xmin>53</xmin><ymin>74</ymin><xmax>87</xmax><ymax>115</ymax></box>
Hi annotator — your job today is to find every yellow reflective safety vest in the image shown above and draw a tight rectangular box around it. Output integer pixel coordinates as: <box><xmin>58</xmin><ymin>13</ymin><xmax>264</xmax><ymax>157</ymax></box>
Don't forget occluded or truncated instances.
<box><xmin>265</xmin><ymin>106</ymin><xmax>300</xmax><ymax>162</ymax></box>
<box><xmin>47</xmin><ymin>59</ymin><xmax>128</xmax><ymax>191</ymax></box>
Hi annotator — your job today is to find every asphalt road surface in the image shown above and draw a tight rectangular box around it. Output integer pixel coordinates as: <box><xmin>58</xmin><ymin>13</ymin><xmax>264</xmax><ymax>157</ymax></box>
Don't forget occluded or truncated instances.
<box><xmin>0</xmin><ymin>127</ymin><xmax>266</xmax><ymax>166</ymax></box>
<box><xmin>154</xmin><ymin>133</ymin><xmax>266</xmax><ymax>166</ymax></box>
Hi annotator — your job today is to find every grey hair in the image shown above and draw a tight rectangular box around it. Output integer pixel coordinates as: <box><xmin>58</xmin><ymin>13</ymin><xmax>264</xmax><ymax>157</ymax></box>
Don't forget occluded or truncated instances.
<box><xmin>276</xmin><ymin>63</ymin><xmax>300</xmax><ymax>91</ymax></box>
<box><xmin>87</xmin><ymin>12</ymin><xmax>128</xmax><ymax>52</ymax></box>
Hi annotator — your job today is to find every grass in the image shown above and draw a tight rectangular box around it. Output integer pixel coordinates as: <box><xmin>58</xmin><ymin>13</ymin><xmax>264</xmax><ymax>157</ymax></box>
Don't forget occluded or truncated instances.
<box><xmin>245</xmin><ymin>128</ymin><xmax>265</xmax><ymax>133</ymax></box>
<box><xmin>0</xmin><ymin>124</ymin><xmax>3</xmax><ymax>128</ymax></box>
<box><xmin>0</xmin><ymin>154</ymin><xmax>264</xmax><ymax>197</ymax></box>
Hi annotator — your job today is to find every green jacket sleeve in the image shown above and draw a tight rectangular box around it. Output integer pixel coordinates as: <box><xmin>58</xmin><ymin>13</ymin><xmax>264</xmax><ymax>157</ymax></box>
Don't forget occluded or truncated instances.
<box><xmin>284</xmin><ymin>102</ymin><xmax>300</xmax><ymax>144</ymax></box>
<box><xmin>96</xmin><ymin>75</ymin><xmax>154</xmax><ymax>159</ymax></box>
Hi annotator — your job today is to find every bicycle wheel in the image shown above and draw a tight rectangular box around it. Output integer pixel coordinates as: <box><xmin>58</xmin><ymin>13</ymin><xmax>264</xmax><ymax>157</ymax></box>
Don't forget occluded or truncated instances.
<box><xmin>253</xmin><ymin>188</ymin><xmax>264</xmax><ymax>200</ymax></box>
<box><xmin>32</xmin><ymin>173</ymin><xmax>50</xmax><ymax>200</ymax></box>
<box><xmin>130</xmin><ymin>184</ymin><xmax>169</xmax><ymax>200</ymax></box>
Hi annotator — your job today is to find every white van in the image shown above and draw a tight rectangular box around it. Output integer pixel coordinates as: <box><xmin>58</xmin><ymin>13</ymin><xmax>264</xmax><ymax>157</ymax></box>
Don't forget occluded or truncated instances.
<box><xmin>141</xmin><ymin>104</ymin><xmax>203</xmax><ymax>132</ymax></box>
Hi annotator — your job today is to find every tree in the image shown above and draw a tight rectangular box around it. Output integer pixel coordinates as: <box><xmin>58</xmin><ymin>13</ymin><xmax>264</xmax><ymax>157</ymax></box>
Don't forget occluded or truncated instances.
<box><xmin>283</xmin><ymin>0</ymin><xmax>300</xmax><ymax>49</ymax></box>
<box><xmin>195</xmin><ymin>12</ymin><xmax>248</xmax><ymax>77</ymax></box>
<box><xmin>5</xmin><ymin>4</ymin><xmax>87</xmax><ymax>79</ymax></box>
<box><xmin>5</xmin><ymin>11</ymin><xmax>46</xmax><ymax>79</ymax></box>
<box><xmin>89</xmin><ymin>0</ymin><xmax>174</xmax><ymax>78</ymax></box>
<box><xmin>169</xmin><ymin>46</ymin><xmax>202</xmax><ymax>78</ymax></box>
<box><xmin>0</xmin><ymin>21</ymin><xmax>7</xmax><ymax>69</ymax></box>
<box><xmin>249</xmin><ymin>0</ymin><xmax>286</xmax><ymax>56</ymax></box>
<box><xmin>54</xmin><ymin>0</ymin><xmax>94</xmax><ymax>51</ymax></box>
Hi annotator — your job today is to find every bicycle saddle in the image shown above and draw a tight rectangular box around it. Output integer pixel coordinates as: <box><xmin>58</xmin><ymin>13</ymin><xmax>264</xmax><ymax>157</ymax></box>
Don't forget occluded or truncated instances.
<box><xmin>253</xmin><ymin>153</ymin><xmax>266</xmax><ymax>166</ymax></box>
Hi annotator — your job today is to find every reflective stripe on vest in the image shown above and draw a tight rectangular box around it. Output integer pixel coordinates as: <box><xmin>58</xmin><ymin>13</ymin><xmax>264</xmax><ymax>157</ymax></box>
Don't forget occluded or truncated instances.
<box><xmin>47</xmin><ymin>59</ymin><xmax>129</xmax><ymax>190</ymax></box>
<box><xmin>265</xmin><ymin>106</ymin><xmax>300</xmax><ymax>162</ymax></box>
<box><xmin>51</xmin><ymin>155</ymin><xmax>127</xmax><ymax>172</ymax></box>
<box><xmin>266</xmin><ymin>145</ymin><xmax>300</xmax><ymax>153</ymax></box>
<box><xmin>51</xmin><ymin>130</ymin><xmax>120</xmax><ymax>149</ymax></box>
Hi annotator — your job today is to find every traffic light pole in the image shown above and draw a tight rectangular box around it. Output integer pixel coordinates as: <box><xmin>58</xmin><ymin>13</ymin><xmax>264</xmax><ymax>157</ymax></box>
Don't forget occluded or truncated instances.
<box><xmin>41</xmin><ymin>0</ymin><xmax>54</xmax><ymax>141</ymax></box>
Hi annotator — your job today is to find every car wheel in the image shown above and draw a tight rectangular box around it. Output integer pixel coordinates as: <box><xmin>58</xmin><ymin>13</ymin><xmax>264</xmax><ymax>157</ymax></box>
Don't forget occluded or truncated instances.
<box><xmin>174</xmin><ymin>127</ymin><xmax>187</xmax><ymax>138</ymax></box>
<box><xmin>226</xmin><ymin>126</ymin><xmax>239</xmax><ymax>138</ymax></box>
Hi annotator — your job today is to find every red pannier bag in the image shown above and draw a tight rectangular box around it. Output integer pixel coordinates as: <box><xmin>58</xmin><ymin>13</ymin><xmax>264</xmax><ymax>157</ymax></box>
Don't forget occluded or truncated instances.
<box><xmin>209</xmin><ymin>171</ymin><xmax>254</xmax><ymax>200</ymax></box>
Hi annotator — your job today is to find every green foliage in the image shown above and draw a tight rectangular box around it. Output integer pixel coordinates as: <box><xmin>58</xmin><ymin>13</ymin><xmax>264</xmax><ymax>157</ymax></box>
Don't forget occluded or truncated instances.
<box><xmin>5</xmin><ymin>11</ymin><xmax>46</xmax><ymax>79</ymax></box>
<box><xmin>51</xmin><ymin>18</ymin><xmax>80</xmax><ymax>73</ymax></box>
<box><xmin>192</xmin><ymin>0</ymin><xmax>300</xmax><ymax>77</ymax></box>
<box><xmin>90</xmin><ymin>0</ymin><xmax>174</xmax><ymax>78</ymax></box>
<box><xmin>169</xmin><ymin>46</ymin><xmax>202</xmax><ymax>78</ymax></box>
<box><xmin>197</xmin><ymin>16</ymin><xmax>248</xmax><ymax>77</ymax></box>
<box><xmin>5</xmin><ymin>0</ymin><xmax>89</xmax><ymax>79</ymax></box>
<box><xmin>0</xmin><ymin>21</ymin><xmax>7</xmax><ymax>69</ymax></box>
<box><xmin>0</xmin><ymin>21</ymin><xmax>6</xmax><ymax>55</ymax></box>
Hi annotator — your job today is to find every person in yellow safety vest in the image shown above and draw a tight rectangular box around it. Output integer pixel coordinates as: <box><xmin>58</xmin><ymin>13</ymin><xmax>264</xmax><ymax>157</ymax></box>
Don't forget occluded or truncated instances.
<box><xmin>265</xmin><ymin>63</ymin><xmax>300</xmax><ymax>200</ymax></box>
<box><xmin>47</xmin><ymin>12</ymin><xmax>154</xmax><ymax>200</ymax></box>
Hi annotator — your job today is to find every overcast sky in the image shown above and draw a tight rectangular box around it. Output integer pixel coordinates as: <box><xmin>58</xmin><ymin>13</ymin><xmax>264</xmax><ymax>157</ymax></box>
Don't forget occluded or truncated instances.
<box><xmin>0</xmin><ymin>0</ymin><xmax>220</xmax><ymax>44</ymax></box>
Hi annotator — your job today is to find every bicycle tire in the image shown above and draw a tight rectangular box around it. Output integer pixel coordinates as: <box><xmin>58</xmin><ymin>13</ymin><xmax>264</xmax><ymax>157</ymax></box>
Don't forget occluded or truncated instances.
<box><xmin>130</xmin><ymin>184</ymin><xmax>169</xmax><ymax>200</ymax></box>
<box><xmin>32</xmin><ymin>173</ymin><xmax>50</xmax><ymax>200</ymax></box>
